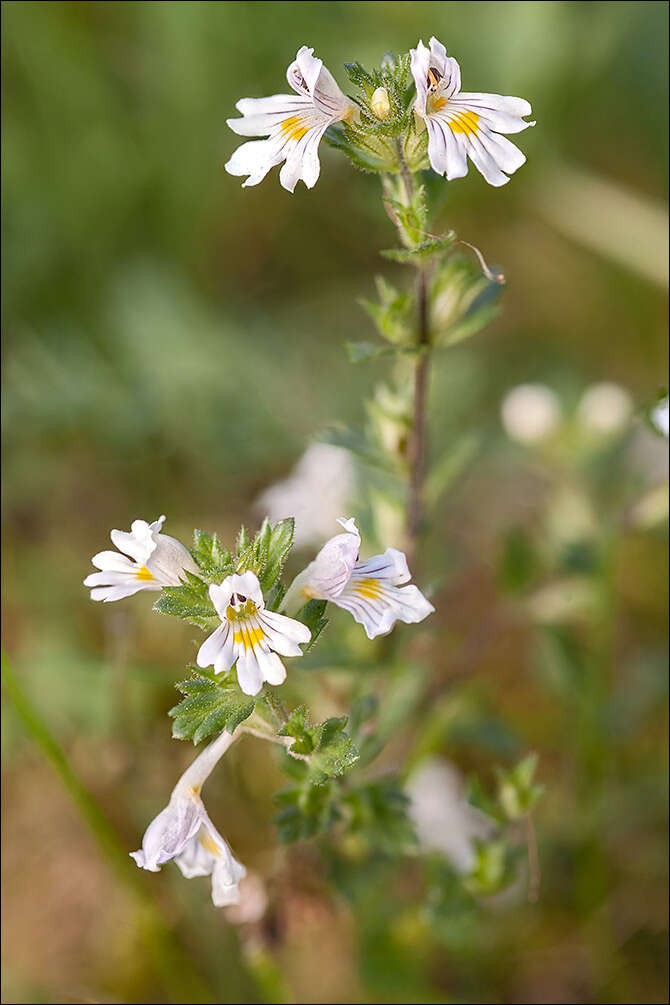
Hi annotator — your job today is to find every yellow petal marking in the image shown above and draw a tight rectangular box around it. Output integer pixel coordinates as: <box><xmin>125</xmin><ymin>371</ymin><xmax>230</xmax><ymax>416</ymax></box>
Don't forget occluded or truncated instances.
<box><xmin>355</xmin><ymin>577</ymin><xmax>384</xmax><ymax>600</ymax></box>
<box><xmin>448</xmin><ymin>109</ymin><xmax>480</xmax><ymax>137</ymax></box>
<box><xmin>199</xmin><ymin>832</ymin><xmax>221</xmax><ymax>857</ymax></box>
<box><xmin>234</xmin><ymin>622</ymin><xmax>265</xmax><ymax>651</ymax></box>
<box><xmin>280</xmin><ymin>115</ymin><xmax>309</xmax><ymax>142</ymax></box>
<box><xmin>135</xmin><ymin>565</ymin><xmax>154</xmax><ymax>582</ymax></box>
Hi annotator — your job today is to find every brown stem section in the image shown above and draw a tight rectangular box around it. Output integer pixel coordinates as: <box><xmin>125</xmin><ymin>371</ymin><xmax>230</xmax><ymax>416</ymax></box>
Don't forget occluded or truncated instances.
<box><xmin>405</xmin><ymin>265</ymin><xmax>430</xmax><ymax>568</ymax></box>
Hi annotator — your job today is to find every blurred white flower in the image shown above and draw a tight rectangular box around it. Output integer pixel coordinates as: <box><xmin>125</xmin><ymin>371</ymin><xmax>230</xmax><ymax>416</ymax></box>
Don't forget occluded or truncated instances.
<box><xmin>406</xmin><ymin>758</ymin><xmax>494</xmax><ymax>873</ymax></box>
<box><xmin>283</xmin><ymin>517</ymin><xmax>434</xmax><ymax>639</ymax></box>
<box><xmin>131</xmin><ymin>730</ymin><xmax>246</xmax><ymax>907</ymax></box>
<box><xmin>577</xmin><ymin>382</ymin><xmax>633</xmax><ymax>434</ymax></box>
<box><xmin>255</xmin><ymin>443</ymin><xmax>355</xmax><ymax>549</ymax></box>
<box><xmin>410</xmin><ymin>36</ymin><xmax>534</xmax><ymax>187</ymax></box>
<box><xmin>501</xmin><ymin>384</ymin><xmax>561</xmax><ymax>443</ymax></box>
<box><xmin>651</xmin><ymin>395</ymin><xmax>669</xmax><ymax>438</ymax></box>
<box><xmin>84</xmin><ymin>515</ymin><xmax>198</xmax><ymax>602</ymax></box>
<box><xmin>226</xmin><ymin>45</ymin><xmax>354</xmax><ymax>192</ymax></box>
<box><xmin>197</xmin><ymin>571</ymin><xmax>311</xmax><ymax>696</ymax></box>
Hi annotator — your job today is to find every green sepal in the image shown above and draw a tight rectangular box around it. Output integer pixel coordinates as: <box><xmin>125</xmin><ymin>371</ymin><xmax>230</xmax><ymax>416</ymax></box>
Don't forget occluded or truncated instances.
<box><xmin>168</xmin><ymin>667</ymin><xmax>255</xmax><ymax>743</ymax></box>
<box><xmin>278</xmin><ymin>707</ymin><xmax>359</xmax><ymax>784</ymax></box>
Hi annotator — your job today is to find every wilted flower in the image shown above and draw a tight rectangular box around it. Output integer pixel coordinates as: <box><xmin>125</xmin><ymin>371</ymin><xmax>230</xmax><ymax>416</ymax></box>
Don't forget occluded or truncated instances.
<box><xmin>501</xmin><ymin>384</ymin><xmax>561</xmax><ymax>443</ymax></box>
<box><xmin>254</xmin><ymin>443</ymin><xmax>355</xmax><ymax>548</ymax></box>
<box><xmin>84</xmin><ymin>515</ymin><xmax>198</xmax><ymax>602</ymax></box>
<box><xmin>577</xmin><ymin>382</ymin><xmax>633</xmax><ymax>434</ymax></box>
<box><xmin>410</xmin><ymin>36</ymin><xmax>534</xmax><ymax>187</ymax></box>
<box><xmin>284</xmin><ymin>517</ymin><xmax>434</xmax><ymax>639</ymax></box>
<box><xmin>226</xmin><ymin>45</ymin><xmax>354</xmax><ymax>192</ymax></box>
<box><xmin>197</xmin><ymin>571</ymin><xmax>311</xmax><ymax>696</ymax></box>
<box><xmin>131</xmin><ymin>730</ymin><xmax>246</xmax><ymax>907</ymax></box>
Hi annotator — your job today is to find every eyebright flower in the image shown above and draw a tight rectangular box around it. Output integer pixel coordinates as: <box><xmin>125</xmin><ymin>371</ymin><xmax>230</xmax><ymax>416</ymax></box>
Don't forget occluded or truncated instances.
<box><xmin>284</xmin><ymin>517</ymin><xmax>435</xmax><ymax>640</ymax></box>
<box><xmin>131</xmin><ymin>730</ymin><xmax>246</xmax><ymax>907</ymax></box>
<box><xmin>84</xmin><ymin>515</ymin><xmax>198</xmax><ymax>602</ymax></box>
<box><xmin>410</xmin><ymin>36</ymin><xmax>535</xmax><ymax>187</ymax></box>
<box><xmin>197</xmin><ymin>571</ymin><xmax>311</xmax><ymax>696</ymax></box>
<box><xmin>225</xmin><ymin>45</ymin><xmax>355</xmax><ymax>192</ymax></box>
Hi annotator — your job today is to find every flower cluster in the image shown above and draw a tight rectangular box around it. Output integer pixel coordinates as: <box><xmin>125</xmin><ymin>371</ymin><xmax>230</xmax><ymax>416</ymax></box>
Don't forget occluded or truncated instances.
<box><xmin>226</xmin><ymin>36</ymin><xmax>534</xmax><ymax>192</ymax></box>
<box><xmin>85</xmin><ymin>513</ymin><xmax>433</xmax><ymax>904</ymax></box>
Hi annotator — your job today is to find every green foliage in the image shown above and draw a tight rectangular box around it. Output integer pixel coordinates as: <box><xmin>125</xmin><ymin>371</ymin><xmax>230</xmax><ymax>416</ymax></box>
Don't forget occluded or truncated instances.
<box><xmin>463</xmin><ymin>840</ymin><xmax>514</xmax><ymax>897</ymax></box>
<box><xmin>153</xmin><ymin>572</ymin><xmax>218</xmax><ymax>629</ymax></box>
<box><xmin>381</xmin><ymin>236</ymin><xmax>457</xmax><ymax>265</ymax></box>
<box><xmin>279</xmin><ymin>707</ymin><xmax>359</xmax><ymax>783</ymax></box>
<box><xmin>275</xmin><ymin>779</ymin><xmax>340</xmax><ymax>843</ymax></box>
<box><xmin>343</xmin><ymin>777</ymin><xmax>417</xmax><ymax>855</ymax></box>
<box><xmin>191</xmin><ymin>529</ymin><xmax>234</xmax><ymax>581</ymax></box>
<box><xmin>169</xmin><ymin>667</ymin><xmax>255</xmax><ymax>743</ymax></box>
<box><xmin>360</xmin><ymin>275</ymin><xmax>414</xmax><ymax>346</ymax></box>
<box><xmin>430</xmin><ymin>257</ymin><xmax>503</xmax><ymax>347</ymax></box>
<box><xmin>294</xmin><ymin>598</ymin><xmax>329</xmax><ymax>651</ymax></box>
<box><xmin>235</xmin><ymin>517</ymin><xmax>295</xmax><ymax>592</ymax></box>
<box><xmin>496</xmin><ymin>752</ymin><xmax>545</xmax><ymax>821</ymax></box>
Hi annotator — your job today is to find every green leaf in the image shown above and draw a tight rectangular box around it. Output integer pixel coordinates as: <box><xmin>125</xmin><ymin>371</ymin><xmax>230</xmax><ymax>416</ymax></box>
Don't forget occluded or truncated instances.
<box><xmin>294</xmin><ymin>598</ymin><xmax>328</xmax><ymax>651</ymax></box>
<box><xmin>359</xmin><ymin>275</ymin><xmax>414</xmax><ymax>346</ymax></box>
<box><xmin>274</xmin><ymin>781</ymin><xmax>340</xmax><ymax>843</ymax></box>
<box><xmin>279</xmin><ymin>708</ymin><xmax>359</xmax><ymax>784</ymax></box>
<box><xmin>259</xmin><ymin>517</ymin><xmax>294</xmax><ymax>592</ymax></box>
<box><xmin>236</xmin><ymin>526</ymin><xmax>250</xmax><ymax>556</ymax></box>
<box><xmin>153</xmin><ymin>578</ymin><xmax>217</xmax><ymax>629</ymax></box>
<box><xmin>345</xmin><ymin>341</ymin><xmax>420</xmax><ymax>364</ymax></box>
<box><xmin>496</xmin><ymin>752</ymin><xmax>545</xmax><ymax>820</ymax></box>
<box><xmin>381</xmin><ymin>233</ymin><xmax>457</xmax><ymax>264</ymax></box>
<box><xmin>169</xmin><ymin>669</ymin><xmax>255</xmax><ymax>743</ymax></box>
<box><xmin>190</xmin><ymin>529</ymin><xmax>234</xmax><ymax>581</ymax></box>
<box><xmin>343</xmin><ymin>777</ymin><xmax>417</xmax><ymax>854</ymax></box>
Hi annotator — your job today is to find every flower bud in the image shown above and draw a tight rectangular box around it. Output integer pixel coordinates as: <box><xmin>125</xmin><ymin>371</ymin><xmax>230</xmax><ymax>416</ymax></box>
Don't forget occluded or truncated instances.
<box><xmin>370</xmin><ymin>87</ymin><xmax>391</xmax><ymax>120</ymax></box>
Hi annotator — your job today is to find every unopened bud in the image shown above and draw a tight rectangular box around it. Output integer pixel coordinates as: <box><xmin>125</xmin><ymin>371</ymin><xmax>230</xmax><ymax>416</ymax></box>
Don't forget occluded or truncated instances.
<box><xmin>370</xmin><ymin>87</ymin><xmax>391</xmax><ymax>120</ymax></box>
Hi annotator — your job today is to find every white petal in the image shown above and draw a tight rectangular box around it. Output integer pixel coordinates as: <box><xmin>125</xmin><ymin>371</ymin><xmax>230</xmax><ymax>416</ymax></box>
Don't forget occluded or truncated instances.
<box><xmin>89</xmin><ymin>583</ymin><xmax>153</xmax><ymax>602</ymax></box>
<box><xmin>478</xmin><ymin>127</ymin><xmax>527</xmax><ymax>175</ymax></box>
<box><xmin>235</xmin><ymin>648</ymin><xmax>265</xmax><ymax>696</ymax></box>
<box><xmin>354</xmin><ymin>548</ymin><xmax>410</xmax><ymax>585</ymax></box>
<box><xmin>90</xmin><ymin>550</ymin><xmax>137</xmax><ymax>573</ymax></box>
<box><xmin>410</xmin><ymin>39</ymin><xmax>431</xmax><ymax>113</ymax></box>
<box><xmin>426</xmin><ymin>119</ymin><xmax>467</xmax><ymax>180</ymax></box>
<box><xmin>457</xmin><ymin>91</ymin><xmax>533</xmax><ymax>120</ymax></box>
<box><xmin>428</xmin><ymin>37</ymin><xmax>461</xmax><ymax>98</ymax></box>
<box><xmin>230</xmin><ymin>571</ymin><xmax>264</xmax><ymax>608</ymax></box>
<box><xmin>464</xmin><ymin>133</ymin><xmax>511</xmax><ymax>187</ymax></box>
<box><xmin>197</xmin><ymin>623</ymin><xmax>234</xmax><ymax>673</ymax></box>
<box><xmin>296</xmin><ymin>519</ymin><xmax>361</xmax><ymax>600</ymax></box>
<box><xmin>334</xmin><ymin>578</ymin><xmax>434</xmax><ymax>640</ymax></box>
<box><xmin>260</xmin><ymin>609</ymin><xmax>311</xmax><ymax>648</ymax></box>
<box><xmin>209</xmin><ymin>579</ymin><xmax>235</xmax><ymax>618</ymax></box>
<box><xmin>225</xmin><ymin>137</ymin><xmax>285</xmax><ymax>188</ymax></box>
<box><xmin>450</xmin><ymin>96</ymin><xmax>534</xmax><ymax>135</ymax></box>
<box><xmin>254</xmin><ymin>646</ymin><xmax>287</xmax><ymax>686</ymax></box>
<box><xmin>131</xmin><ymin>795</ymin><xmax>203</xmax><ymax>872</ymax></box>
<box><xmin>227</xmin><ymin>95</ymin><xmax>311</xmax><ymax>136</ymax></box>
<box><xmin>147</xmin><ymin>533</ymin><xmax>199</xmax><ymax>586</ymax></box>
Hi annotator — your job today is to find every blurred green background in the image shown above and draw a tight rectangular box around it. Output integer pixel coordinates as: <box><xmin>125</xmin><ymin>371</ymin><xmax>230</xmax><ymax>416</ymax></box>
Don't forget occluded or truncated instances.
<box><xmin>2</xmin><ymin>2</ymin><xmax>668</xmax><ymax>1003</ymax></box>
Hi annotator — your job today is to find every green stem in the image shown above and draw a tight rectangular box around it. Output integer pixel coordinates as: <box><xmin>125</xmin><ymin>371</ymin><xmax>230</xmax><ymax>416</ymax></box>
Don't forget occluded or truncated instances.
<box><xmin>1</xmin><ymin>651</ymin><xmax>256</xmax><ymax>1004</ymax></box>
<box><xmin>263</xmin><ymin>684</ymin><xmax>289</xmax><ymax>725</ymax></box>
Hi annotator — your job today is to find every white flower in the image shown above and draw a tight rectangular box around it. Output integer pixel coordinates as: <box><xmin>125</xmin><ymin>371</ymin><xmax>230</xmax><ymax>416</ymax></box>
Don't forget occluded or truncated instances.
<box><xmin>577</xmin><ymin>382</ymin><xmax>633</xmax><ymax>434</ymax></box>
<box><xmin>410</xmin><ymin>36</ymin><xmax>534</xmax><ymax>187</ymax></box>
<box><xmin>84</xmin><ymin>515</ymin><xmax>199</xmax><ymax>602</ymax></box>
<box><xmin>131</xmin><ymin>730</ymin><xmax>246</xmax><ymax>907</ymax></box>
<box><xmin>406</xmin><ymin>758</ymin><xmax>494</xmax><ymax>873</ymax></box>
<box><xmin>651</xmin><ymin>395</ymin><xmax>669</xmax><ymax>438</ymax></box>
<box><xmin>197</xmin><ymin>570</ymin><xmax>311</xmax><ymax>696</ymax></box>
<box><xmin>225</xmin><ymin>45</ymin><xmax>354</xmax><ymax>193</ymax></box>
<box><xmin>284</xmin><ymin>517</ymin><xmax>434</xmax><ymax>640</ymax></box>
<box><xmin>501</xmin><ymin>384</ymin><xmax>561</xmax><ymax>443</ymax></box>
<box><xmin>254</xmin><ymin>443</ymin><xmax>356</xmax><ymax>549</ymax></box>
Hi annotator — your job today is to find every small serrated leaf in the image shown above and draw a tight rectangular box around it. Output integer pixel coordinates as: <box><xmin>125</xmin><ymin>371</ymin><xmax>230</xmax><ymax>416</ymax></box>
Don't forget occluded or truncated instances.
<box><xmin>169</xmin><ymin>670</ymin><xmax>255</xmax><ymax>742</ymax></box>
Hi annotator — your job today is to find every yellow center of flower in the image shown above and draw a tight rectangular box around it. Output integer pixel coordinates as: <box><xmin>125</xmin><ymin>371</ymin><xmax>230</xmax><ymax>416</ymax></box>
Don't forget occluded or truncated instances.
<box><xmin>280</xmin><ymin>115</ymin><xmax>309</xmax><ymax>142</ymax></box>
<box><xmin>355</xmin><ymin>578</ymin><xmax>383</xmax><ymax>600</ymax></box>
<box><xmin>448</xmin><ymin>109</ymin><xmax>480</xmax><ymax>137</ymax></box>
<box><xmin>135</xmin><ymin>565</ymin><xmax>154</xmax><ymax>581</ymax></box>
<box><xmin>199</xmin><ymin>832</ymin><xmax>221</xmax><ymax>857</ymax></box>
<box><xmin>233</xmin><ymin>622</ymin><xmax>265</xmax><ymax>651</ymax></box>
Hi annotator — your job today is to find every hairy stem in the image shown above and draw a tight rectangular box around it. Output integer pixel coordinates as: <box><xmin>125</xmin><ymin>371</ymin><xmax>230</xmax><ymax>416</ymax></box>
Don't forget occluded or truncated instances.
<box><xmin>406</xmin><ymin>265</ymin><xmax>430</xmax><ymax>565</ymax></box>
<box><xmin>263</xmin><ymin>684</ymin><xmax>289</xmax><ymax>725</ymax></box>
